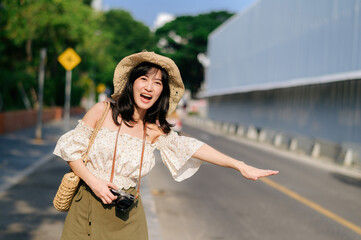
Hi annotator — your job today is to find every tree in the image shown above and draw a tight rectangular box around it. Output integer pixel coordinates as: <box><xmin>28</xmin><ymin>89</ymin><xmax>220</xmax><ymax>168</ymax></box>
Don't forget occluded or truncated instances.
<box><xmin>75</xmin><ymin>9</ymin><xmax>156</xmax><ymax>96</ymax></box>
<box><xmin>155</xmin><ymin>11</ymin><xmax>234</xmax><ymax>95</ymax></box>
<box><xmin>0</xmin><ymin>0</ymin><xmax>101</xmax><ymax>109</ymax></box>
<box><xmin>97</xmin><ymin>9</ymin><xmax>156</xmax><ymax>88</ymax></box>
<box><xmin>0</xmin><ymin>1</ymin><xmax>156</xmax><ymax>110</ymax></box>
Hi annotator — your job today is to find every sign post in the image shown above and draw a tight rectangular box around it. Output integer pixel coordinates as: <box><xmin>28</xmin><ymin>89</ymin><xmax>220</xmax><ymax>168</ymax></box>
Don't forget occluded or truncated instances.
<box><xmin>35</xmin><ymin>48</ymin><xmax>47</xmax><ymax>142</ymax></box>
<box><xmin>58</xmin><ymin>48</ymin><xmax>81</xmax><ymax>130</ymax></box>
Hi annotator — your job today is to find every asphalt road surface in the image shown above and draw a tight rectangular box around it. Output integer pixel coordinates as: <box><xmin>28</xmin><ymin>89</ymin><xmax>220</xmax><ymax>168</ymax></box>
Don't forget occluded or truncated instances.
<box><xmin>1</xmin><ymin>120</ymin><xmax>360</xmax><ymax>240</ymax></box>
<box><xmin>147</xmin><ymin>124</ymin><xmax>361</xmax><ymax>240</ymax></box>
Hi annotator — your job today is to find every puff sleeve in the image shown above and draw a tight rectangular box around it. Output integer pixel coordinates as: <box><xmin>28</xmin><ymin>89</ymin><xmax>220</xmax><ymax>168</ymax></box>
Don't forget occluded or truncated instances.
<box><xmin>155</xmin><ymin>131</ymin><xmax>204</xmax><ymax>182</ymax></box>
<box><xmin>53</xmin><ymin>120</ymin><xmax>93</xmax><ymax>161</ymax></box>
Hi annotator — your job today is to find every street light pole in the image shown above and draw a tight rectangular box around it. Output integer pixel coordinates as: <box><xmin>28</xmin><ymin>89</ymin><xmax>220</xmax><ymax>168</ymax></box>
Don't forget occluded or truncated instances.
<box><xmin>35</xmin><ymin>48</ymin><xmax>46</xmax><ymax>141</ymax></box>
<box><xmin>64</xmin><ymin>70</ymin><xmax>72</xmax><ymax>130</ymax></box>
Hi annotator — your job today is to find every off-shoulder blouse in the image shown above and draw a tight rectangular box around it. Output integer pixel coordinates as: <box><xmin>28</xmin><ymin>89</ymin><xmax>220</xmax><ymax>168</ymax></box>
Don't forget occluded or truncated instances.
<box><xmin>53</xmin><ymin>120</ymin><xmax>204</xmax><ymax>190</ymax></box>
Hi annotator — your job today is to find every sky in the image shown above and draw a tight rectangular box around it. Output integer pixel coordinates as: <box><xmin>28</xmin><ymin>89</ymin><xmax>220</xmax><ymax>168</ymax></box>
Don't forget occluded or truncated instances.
<box><xmin>102</xmin><ymin>0</ymin><xmax>256</xmax><ymax>29</ymax></box>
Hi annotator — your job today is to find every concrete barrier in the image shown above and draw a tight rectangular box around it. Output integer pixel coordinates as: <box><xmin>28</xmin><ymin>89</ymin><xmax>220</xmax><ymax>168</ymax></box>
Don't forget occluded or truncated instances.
<box><xmin>221</xmin><ymin>123</ymin><xmax>230</xmax><ymax>133</ymax></box>
<box><xmin>258</xmin><ymin>130</ymin><xmax>267</xmax><ymax>142</ymax></box>
<box><xmin>316</xmin><ymin>139</ymin><xmax>342</xmax><ymax>160</ymax></box>
<box><xmin>274</xmin><ymin>134</ymin><xmax>283</xmax><ymax>147</ymax></box>
<box><xmin>278</xmin><ymin>133</ymin><xmax>293</xmax><ymax>149</ymax></box>
<box><xmin>228</xmin><ymin>124</ymin><xmax>237</xmax><ymax>134</ymax></box>
<box><xmin>311</xmin><ymin>143</ymin><xmax>321</xmax><ymax>157</ymax></box>
<box><xmin>289</xmin><ymin>138</ymin><xmax>298</xmax><ymax>151</ymax></box>
<box><xmin>339</xmin><ymin>144</ymin><xmax>361</xmax><ymax>168</ymax></box>
<box><xmin>246</xmin><ymin>126</ymin><xmax>258</xmax><ymax>140</ymax></box>
<box><xmin>258</xmin><ymin>129</ymin><xmax>277</xmax><ymax>144</ymax></box>
<box><xmin>214</xmin><ymin>121</ymin><xmax>222</xmax><ymax>131</ymax></box>
<box><xmin>285</xmin><ymin>135</ymin><xmax>315</xmax><ymax>155</ymax></box>
<box><xmin>340</xmin><ymin>148</ymin><xmax>353</xmax><ymax>167</ymax></box>
<box><xmin>236</xmin><ymin>125</ymin><xmax>245</xmax><ymax>136</ymax></box>
<box><xmin>184</xmin><ymin>116</ymin><xmax>361</xmax><ymax>169</ymax></box>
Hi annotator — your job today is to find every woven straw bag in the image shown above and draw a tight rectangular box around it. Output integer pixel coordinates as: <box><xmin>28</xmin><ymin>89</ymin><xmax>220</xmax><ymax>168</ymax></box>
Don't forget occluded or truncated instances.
<box><xmin>53</xmin><ymin>172</ymin><xmax>80</xmax><ymax>212</ymax></box>
<box><xmin>53</xmin><ymin>102</ymin><xmax>110</xmax><ymax>212</ymax></box>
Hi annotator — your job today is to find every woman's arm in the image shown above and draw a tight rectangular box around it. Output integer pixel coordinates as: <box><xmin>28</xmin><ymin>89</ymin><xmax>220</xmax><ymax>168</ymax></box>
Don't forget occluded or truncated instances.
<box><xmin>68</xmin><ymin>102</ymin><xmax>117</xmax><ymax>204</ymax></box>
<box><xmin>146</xmin><ymin>124</ymin><xmax>278</xmax><ymax>180</ymax></box>
<box><xmin>192</xmin><ymin>144</ymin><xmax>279</xmax><ymax>180</ymax></box>
<box><xmin>68</xmin><ymin>160</ymin><xmax>117</xmax><ymax>204</ymax></box>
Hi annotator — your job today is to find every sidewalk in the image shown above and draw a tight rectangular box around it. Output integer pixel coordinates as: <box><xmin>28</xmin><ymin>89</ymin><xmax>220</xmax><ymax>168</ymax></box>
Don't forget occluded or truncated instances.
<box><xmin>0</xmin><ymin>118</ymin><xmax>78</xmax><ymax>194</ymax></box>
<box><xmin>0</xmin><ymin>117</ymin><xmax>161</xmax><ymax>240</ymax></box>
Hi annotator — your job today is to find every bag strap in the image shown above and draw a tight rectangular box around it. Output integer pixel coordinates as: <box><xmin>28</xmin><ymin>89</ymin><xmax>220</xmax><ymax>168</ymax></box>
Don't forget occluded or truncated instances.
<box><xmin>110</xmin><ymin>120</ymin><xmax>147</xmax><ymax>200</ymax></box>
<box><xmin>82</xmin><ymin>101</ymin><xmax>111</xmax><ymax>165</ymax></box>
<box><xmin>110</xmin><ymin>119</ymin><xmax>122</xmax><ymax>183</ymax></box>
<box><xmin>135</xmin><ymin>122</ymin><xmax>147</xmax><ymax>199</ymax></box>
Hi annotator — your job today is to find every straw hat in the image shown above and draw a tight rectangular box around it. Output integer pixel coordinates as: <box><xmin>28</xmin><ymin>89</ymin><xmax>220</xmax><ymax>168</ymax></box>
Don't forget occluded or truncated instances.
<box><xmin>111</xmin><ymin>51</ymin><xmax>185</xmax><ymax>115</ymax></box>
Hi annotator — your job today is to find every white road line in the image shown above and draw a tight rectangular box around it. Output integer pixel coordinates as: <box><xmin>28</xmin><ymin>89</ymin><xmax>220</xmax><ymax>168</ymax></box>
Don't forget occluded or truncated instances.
<box><xmin>0</xmin><ymin>151</ymin><xmax>54</xmax><ymax>197</ymax></box>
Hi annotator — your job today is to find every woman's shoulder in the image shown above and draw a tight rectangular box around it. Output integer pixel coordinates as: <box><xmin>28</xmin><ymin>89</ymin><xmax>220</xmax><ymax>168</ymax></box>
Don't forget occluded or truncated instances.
<box><xmin>93</xmin><ymin>101</ymin><xmax>109</xmax><ymax>112</ymax></box>
<box><xmin>82</xmin><ymin>101</ymin><xmax>110</xmax><ymax>128</ymax></box>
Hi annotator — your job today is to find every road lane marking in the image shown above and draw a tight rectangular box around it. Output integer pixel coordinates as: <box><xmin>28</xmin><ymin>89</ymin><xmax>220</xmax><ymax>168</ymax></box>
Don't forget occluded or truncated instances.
<box><xmin>260</xmin><ymin>178</ymin><xmax>361</xmax><ymax>236</ymax></box>
<box><xmin>0</xmin><ymin>151</ymin><xmax>54</xmax><ymax>197</ymax></box>
<box><xmin>182</xmin><ymin>125</ymin><xmax>361</xmax><ymax>235</ymax></box>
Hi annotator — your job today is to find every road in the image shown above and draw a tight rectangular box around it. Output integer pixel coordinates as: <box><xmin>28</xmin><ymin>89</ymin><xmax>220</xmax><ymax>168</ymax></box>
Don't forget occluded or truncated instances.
<box><xmin>147</xmin><ymin>124</ymin><xmax>361</xmax><ymax>240</ymax></box>
<box><xmin>1</xmin><ymin>120</ymin><xmax>360</xmax><ymax>240</ymax></box>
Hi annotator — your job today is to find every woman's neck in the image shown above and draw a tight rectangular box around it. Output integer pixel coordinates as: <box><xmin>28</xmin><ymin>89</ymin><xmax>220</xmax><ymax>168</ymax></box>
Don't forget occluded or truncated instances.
<box><xmin>133</xmin><ymin>107</ymin><xmax>146</xmax><ymax>123</ymax></box>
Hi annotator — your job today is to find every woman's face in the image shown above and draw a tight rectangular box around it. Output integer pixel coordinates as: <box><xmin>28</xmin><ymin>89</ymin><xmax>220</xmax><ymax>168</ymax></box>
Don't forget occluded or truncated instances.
<box><xmin>133</xmin><ymin>67</ymin><xmax>163</xmax><ymax>112</ymax></box>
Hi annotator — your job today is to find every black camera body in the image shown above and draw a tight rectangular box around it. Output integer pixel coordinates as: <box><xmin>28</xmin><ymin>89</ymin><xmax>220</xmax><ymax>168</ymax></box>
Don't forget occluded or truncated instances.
<box><xmin>110</xmin><ymin>189</ymin><xmax>135</xmax><ymax>212</ymax></box>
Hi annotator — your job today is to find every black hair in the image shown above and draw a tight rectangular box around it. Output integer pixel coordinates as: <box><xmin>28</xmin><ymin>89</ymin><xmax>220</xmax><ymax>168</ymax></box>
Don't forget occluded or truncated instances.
<box><xmin>111</xmin><ymin>62</ymin><xmax>173</xmax><ymax>133</ymax></box>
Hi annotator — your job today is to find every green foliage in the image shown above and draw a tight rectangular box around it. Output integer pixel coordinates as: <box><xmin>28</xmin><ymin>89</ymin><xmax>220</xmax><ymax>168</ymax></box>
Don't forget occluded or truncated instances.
<box><xmin>0</xmin><ymin>0</ymin><xmax>99</xmax><ymax>110</ymax></box>
<box><xmin>0</xmin><ymin>0</ymin><xmax>155</xmax><ymax>111</ymax></box>
<box><xmin>90</xmin><ymin>9</ymin><xmax>156</xmax><ymax>89</ymax></box>
<box><xmin>103</xmin><ymin>10</ymin><xmax>155</xmax><ymax>62</ymax></box>
<box><xmin>155</xmin><ymin>11</ymin><xmax>234</xmax><ymax>95</ymax></box>
<box><xmin>0</xmin><ymin>2</ymin><xmax>232</xmax><ymax>111</ymax></box>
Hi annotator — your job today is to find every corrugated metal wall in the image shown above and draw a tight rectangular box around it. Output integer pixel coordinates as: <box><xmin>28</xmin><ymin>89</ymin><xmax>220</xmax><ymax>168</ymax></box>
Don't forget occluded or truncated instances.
<box><xmin>207</xmin><ymin>79</ymin><xmax>361</xmax><ymax>144</ymax></box>
<box><xmin>205</xmin><ymin>0</ymin><xmax>361</xmax><ymax>96</ymax></box>
<box><xmin>204</xmin><ymin>0</ymin><xmax>361</xmax><ymax>147</ymax></box>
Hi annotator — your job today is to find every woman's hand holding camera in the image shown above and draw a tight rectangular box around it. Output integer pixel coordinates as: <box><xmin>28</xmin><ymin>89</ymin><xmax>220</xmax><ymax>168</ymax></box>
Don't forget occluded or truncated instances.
<box><xmin>89</xmin><ymin>178</ymin><xmax>118</xmax><ymax>205</ymax></box>
<box><xmin>68</xmin><ymin>159</ymin><xmax>118</xmax><ymax>205</ymax></box>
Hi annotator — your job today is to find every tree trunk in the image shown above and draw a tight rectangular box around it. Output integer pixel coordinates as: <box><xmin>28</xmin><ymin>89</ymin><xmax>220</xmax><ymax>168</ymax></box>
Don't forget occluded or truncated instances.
<box><xmin>26</xmin><ymin>38</ymin><xmax>32</xmax><ymax>62</ymax></box>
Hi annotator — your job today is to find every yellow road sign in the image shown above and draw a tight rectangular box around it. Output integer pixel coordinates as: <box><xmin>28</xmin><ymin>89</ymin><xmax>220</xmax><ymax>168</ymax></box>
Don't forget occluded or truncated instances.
<box><xmin>58</xmin><ymin>48</ymin><xmax>81</xmax><ymax>71</ymax></box>
<box><xmin>96</xmin><ymin>83</ymin><xmax>106</xmax><ymax>93</ymax></box>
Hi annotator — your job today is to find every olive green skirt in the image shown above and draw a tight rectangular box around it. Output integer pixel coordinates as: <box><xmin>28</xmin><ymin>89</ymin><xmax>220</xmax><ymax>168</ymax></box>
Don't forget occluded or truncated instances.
<box><xmin>61</xmin><ymin>183</ymin><xmax>148</xmax><ymax>240</ymax></box>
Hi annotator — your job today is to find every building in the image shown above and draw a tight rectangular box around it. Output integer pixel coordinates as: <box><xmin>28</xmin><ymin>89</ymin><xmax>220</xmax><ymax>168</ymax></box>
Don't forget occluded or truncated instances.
<box><xmin>202</xmin><ymin>0</ymin><xmax>361</xmax><ymax>162</ymax></box>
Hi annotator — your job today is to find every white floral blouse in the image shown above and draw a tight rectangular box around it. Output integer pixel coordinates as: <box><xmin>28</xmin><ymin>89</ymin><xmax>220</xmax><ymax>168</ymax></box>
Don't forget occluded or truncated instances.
<box><xmin>53</xmin><ymin>120</ymin><xmax>204</xmax><ymax>190</ymax></box>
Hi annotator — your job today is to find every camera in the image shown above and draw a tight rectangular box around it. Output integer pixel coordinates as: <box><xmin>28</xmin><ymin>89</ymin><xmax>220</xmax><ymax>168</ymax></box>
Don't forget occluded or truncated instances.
<box><xmin>110</xmin><ymin>189</ymin><xmax>135</xmax><ymax>212</ymax></box>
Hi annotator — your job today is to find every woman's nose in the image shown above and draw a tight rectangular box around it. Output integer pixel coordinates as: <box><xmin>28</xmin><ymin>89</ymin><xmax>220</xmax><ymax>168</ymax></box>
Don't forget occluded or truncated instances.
<box><xmin>144</xmin><ymin>80</ymin><xmax>153</xmax><ymax>91</ymax></box>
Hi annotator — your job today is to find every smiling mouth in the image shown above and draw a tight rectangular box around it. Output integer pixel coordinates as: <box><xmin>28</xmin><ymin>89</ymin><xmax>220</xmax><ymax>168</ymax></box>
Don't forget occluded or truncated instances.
<box><xmin>140</xmin><ymin>94</ymin><xmax>152</xmax><ymax>101</ymax></box>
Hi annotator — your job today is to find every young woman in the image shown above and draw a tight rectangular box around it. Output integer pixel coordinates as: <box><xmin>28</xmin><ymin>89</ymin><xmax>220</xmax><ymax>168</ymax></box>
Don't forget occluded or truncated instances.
<box><xmin>54</xmin><ymin>51</ymin><xmax>278</xmax><ymax>240</ymax></box>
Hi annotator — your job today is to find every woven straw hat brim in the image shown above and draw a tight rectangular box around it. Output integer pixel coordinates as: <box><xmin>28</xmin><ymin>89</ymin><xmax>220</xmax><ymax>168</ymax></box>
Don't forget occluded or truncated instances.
<box><xmin>111</xmin><ymin>51</ymin><xmax>185</xmax><ymax>116</ymax></box>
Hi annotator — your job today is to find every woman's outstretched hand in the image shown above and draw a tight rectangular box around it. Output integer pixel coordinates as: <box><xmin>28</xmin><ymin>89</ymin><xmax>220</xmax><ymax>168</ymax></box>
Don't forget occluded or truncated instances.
<box><xmin>237</xmin><ymin>162</ymin><xmax>279</xmax><ymax>181</ymax></box>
